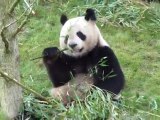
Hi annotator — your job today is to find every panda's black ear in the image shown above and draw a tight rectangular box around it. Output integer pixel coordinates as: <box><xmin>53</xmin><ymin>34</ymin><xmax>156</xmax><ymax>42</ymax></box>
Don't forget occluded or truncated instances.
<box><xmin>60</xmin><ymin>14</ymin><xmax>68</xmax><ymax>25</ymax></box>
<box><xmin>85</xmin><ymin>8</ymin><xmax>96</xmax><ymax>21</ymax></box>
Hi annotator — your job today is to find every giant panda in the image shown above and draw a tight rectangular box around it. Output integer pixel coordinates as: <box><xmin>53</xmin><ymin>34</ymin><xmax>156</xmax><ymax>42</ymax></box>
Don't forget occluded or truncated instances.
<box><xmin>42</xmin><ymin>9</ymin><xmax>125</xmax><ymax>104</ymax></box>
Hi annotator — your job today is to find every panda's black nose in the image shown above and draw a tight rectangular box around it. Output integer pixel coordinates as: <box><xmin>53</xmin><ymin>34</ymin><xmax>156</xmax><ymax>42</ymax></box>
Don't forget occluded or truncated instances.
<box><xmin>69</xmin><ymin>43</ymin><xmax>77</xmax><ymax>49</ymax></box>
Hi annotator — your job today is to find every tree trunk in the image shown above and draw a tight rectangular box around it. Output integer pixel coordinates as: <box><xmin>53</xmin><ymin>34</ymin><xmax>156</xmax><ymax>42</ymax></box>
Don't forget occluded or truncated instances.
<box><xmin>0</xmin><ymin>0</ymin><xmax>22</xmax><ymax>119</ymax></box>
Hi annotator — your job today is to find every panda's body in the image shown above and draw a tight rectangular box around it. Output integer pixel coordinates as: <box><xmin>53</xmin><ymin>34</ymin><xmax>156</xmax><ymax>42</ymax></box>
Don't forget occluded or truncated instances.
<box><xmin>43</xmin><ymin>9</ymin><xmax>125</xmax><ymax>104</ymax></box>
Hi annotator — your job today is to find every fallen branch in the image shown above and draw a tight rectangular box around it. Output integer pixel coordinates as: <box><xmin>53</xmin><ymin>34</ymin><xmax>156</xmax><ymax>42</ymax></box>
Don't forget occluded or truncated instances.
<box><xmin>0</xmin><ymin>69</ymin><xmax>52</xmax><ymax>105</ymax></box>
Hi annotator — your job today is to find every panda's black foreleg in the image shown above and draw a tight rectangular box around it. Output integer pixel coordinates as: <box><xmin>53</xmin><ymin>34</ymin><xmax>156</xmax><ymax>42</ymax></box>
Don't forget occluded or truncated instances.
<box><xmin>42</xmin><ymin>47</ymin><xmax>72</xmax><ymax>87</ymax></box>
<box><xmin>91</xmin><ymin>46</ymin><xmax>125</xmax><ymax>95</ymax></box>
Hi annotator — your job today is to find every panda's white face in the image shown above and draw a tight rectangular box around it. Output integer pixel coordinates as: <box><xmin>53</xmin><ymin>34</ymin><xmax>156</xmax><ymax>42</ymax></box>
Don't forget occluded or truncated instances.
<box><xmin>60</xmin><ymin>17</ymin><xmax>101</xmax><ymax>57</ymax></box>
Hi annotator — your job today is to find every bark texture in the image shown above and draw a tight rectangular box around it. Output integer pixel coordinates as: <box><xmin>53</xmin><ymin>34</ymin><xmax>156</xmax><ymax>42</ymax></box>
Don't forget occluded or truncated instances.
<box><xmin>0</xmin><ymin>0</ymin><xmax>22</xmax><ymax>119</ymax></box>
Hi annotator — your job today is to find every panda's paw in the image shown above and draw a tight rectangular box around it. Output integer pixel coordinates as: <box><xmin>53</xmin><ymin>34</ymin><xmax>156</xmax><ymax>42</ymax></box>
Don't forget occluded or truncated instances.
<box><xmin>42</xmin><ymin>47</ymin><xmax>60</xmax><ymax>64</ymax></box>
<box><xmin>42</xmin><ymin>47</ymin><xmax>60</xmax><ymax>58</ymax></box>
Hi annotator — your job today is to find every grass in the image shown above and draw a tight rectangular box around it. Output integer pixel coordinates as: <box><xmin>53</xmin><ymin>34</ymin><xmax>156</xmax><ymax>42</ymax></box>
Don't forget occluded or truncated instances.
<box><xmin>15</xmin><ymin>0</ymin><xmax>160</xmax><ymax>119</ymax></box>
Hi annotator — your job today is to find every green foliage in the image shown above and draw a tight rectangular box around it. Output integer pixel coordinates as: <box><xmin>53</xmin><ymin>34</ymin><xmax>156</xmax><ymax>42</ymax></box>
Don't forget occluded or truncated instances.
<box><xmin>20</xmin><ymin>88</ymin><xmax>160</xmax><ymax>119</ymax></box>
<box><xmin>16</xmin><ymin>0</ymin><xmax>160</xmax><ymax>119</ymax></box>
<box><xmin>0</xmin><ymin>110</ymin><xmax>7</xmax><ymax>120</ymax></box>
<box><xmin>57</xmin><ymin>0</ymin><xmax>157</xmax><ymax>28</ymax></box>
<box><xmin>21</xmin><ymin>89</ymin><xmax>115</xmax><ymax>119</ymax></box>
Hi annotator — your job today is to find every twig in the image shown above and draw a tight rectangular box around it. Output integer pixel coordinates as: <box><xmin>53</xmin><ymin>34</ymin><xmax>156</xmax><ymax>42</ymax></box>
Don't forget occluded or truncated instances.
<box><xmin>1</xmin><ymin>8</ymin><xmax>29</xmax><ymax>32</ymax></box>
<box><xmin>12</xmin><ymin>10</ymin><xmax>32</xmax><ymax>37</ymax></box>
<box><xmin>122</xmin><ymin>104</ymin><xmax>160</xmax><ymax>118</ymax></box>
<box><xmin>31</xmin><ymin>48</ymin><xmax>68</xmax><ymax>61</ymax></box>
<box><xmin>12</xmin><ymin>0</ymin><xmax>36</xmax><ymax>37</ymax></box>
<box><xmin>0</xmin><ymin>69</ymin><xmax>52</xmax><ymax>105</ymax></box>
<box><xmin>0</xmin><ymin>28</ymin><xmax>9</xmax><ymax>53</ymax></box>
<box><xmin>0</xmin><ymin>13</ymin><xmax>26</xmax><ymax>53</ymax></box>
<box><xmin>138</xmin><ymin>110</ymin><xmax>160</xmax><ymax>118</ymax></box>
<box><xmin>0</xmin><ymin>2</ymin><xmax>31</xmax><ymax>53</ymax></box>
<box><xmin>24</xmin><ymin>0</ymin><xmax>36</xmax><ymax>15</ymax></box>
<box><xmin>8</xmin><ymin>0</ymin><xmax>21</xmax><ymax>14</ymax></box>
<box><xmin>12</xmin><ymin>17</ymin><xmax>28</xmax><ymax>37</ymax></box>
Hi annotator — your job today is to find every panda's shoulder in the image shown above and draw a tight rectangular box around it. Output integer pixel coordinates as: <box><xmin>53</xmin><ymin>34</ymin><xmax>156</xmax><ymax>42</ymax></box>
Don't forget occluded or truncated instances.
<box><xmin>89</xmin><ymin>46</ymin><xmax>114</xmax><ymax>58</ymax></box>
<box><xmin>97</xmin><ymin>46</ymin><xmax>115</xmax><ymax>56</ymax></box>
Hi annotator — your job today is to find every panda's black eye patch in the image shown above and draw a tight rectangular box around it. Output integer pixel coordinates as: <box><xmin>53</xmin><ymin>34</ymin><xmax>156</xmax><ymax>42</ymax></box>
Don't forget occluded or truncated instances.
<box><xmin>64</xmin><ymin>35</ymin><xmax>69</xmax><ymax>44</ymax></box>
<box><xmin>76</xmin><ymin>31</ymin><xmax>86</xmax><ymax>41</ymax></box>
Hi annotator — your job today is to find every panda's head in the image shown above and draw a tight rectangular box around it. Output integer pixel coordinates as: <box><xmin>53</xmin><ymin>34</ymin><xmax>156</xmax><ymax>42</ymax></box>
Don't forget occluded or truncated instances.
<box><xmin>59</xmin><ymin>9</ymin><xmax>109</xmax><ymax>57</ymax></box>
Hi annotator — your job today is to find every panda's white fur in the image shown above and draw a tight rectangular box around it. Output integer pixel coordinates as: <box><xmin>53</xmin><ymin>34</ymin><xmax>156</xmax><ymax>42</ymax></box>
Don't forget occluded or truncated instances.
<box><xmin>60</xmin><ymin>16</ymin><xmax>109</xmax><ymax>57</ymax></box>
<box><xmin>50</xmin><ymin>74</ymin><xmax>94</xmax><ymax>104</ymax></box>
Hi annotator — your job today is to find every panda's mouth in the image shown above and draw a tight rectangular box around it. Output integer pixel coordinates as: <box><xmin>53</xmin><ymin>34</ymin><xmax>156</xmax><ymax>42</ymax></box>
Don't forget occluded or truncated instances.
<box><xmin>79</xmin><ymin>47</ymin><xmax>84</xmax><ymax>52</ymax></box>
<box><xmin>69</xmin><ymin>47</ymin><xmax>84</xmax><ymax>53</ymax></box>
